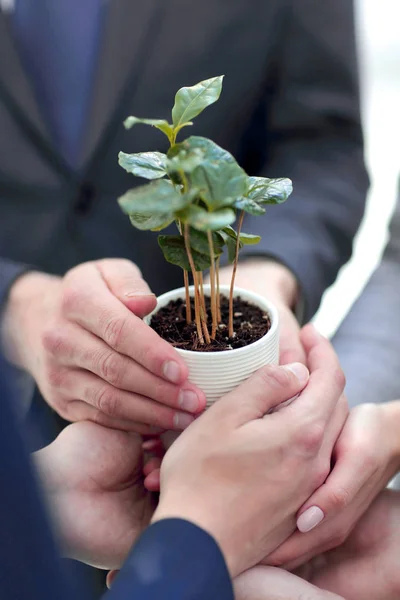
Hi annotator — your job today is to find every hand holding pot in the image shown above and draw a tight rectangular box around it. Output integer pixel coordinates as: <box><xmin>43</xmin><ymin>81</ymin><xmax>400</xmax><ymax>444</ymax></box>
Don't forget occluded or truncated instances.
<box><xmin>150</xmin><ymin>325</ymin><xmax>346</xmax><ymax>578</ymax></box>
<box><xmin>2</xmin><ymin>259</ymin><xmax>206</xmax><ymax>433</ymax></box>
<box><xmin>267</xmin><ymin>401</ymin><xmax>400</xmax><ymax>570</ymax></box>
<box><xmin>217</xmin><ymin>259</ymin><xmax>305</xmax><ymax>364</ymax></box>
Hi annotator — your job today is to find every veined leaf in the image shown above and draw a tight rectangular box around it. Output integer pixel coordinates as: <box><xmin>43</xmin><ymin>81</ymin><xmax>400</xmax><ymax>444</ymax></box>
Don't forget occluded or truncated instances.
<box><xmin>182</xmin><ymin>136</ymin><xmax>248</xmax><ymax>210</ymax></box>
<box><xmin>248</xmin><ymin>176</ymin><xmax>293</xmax><ymax>204</ymax></box>
<box><xmin>158</xmin><ymin>235</ymin><xmax>212</xmax><ymax>271</ymax></box>
<box><xmin>178</xmin><ymin>204</ymin><xmax>236</xmax><ymax>231</ymax></box>
<box><xmin>187</xmin><ymin>228</ymin><xmax>224</xmax><ymax>257</ymax></box>
<box><xmin>166</xmin><ymin>146</ymin><xmax>205</xmax><ymax>175</ymax></box>
<box><xmin>234</xmin><ymin>197</ymin><xmax>266</xmax><ymax>215</ymax></box>
<box><xmin>118</xmin><ymin>180</ymin><xmax>191</xmax><ymax>215</ymax></box>
<box><xmin>123</xmin><ymin>117</ymin><xmax>174</xmax><ymax>141</ymax></box>
<box><xmin>118</xmin><ymin>151</ymin><xmax>167</xmax><ymax>180</ymax></box>
<box><xmin>129</xmin><ymin>213</ymin><xmax>174</xmax><ymax>231</ymax></box>
<box><xmin>172</xmin><ymin>76</ymin><xmax>224</xmax><ymax>129</ymax></box>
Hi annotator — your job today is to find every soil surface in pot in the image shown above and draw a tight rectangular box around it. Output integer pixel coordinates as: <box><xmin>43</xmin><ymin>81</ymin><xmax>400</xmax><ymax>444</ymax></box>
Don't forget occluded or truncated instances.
<box><xmin>150</xmin><ymin>295</ymin><xmax>271</xmax><ymax>352</ymax></box>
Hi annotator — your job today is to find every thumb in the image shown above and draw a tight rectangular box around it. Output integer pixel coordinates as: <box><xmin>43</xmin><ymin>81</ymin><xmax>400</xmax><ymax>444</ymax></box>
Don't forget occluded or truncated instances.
<box><xmin>216</xmin><ymin>362</ymin><xmax>309</xmax><ymax>426</ymax></box>
<box><xmin>106</xmin><ymin>570</ymin><xmax>119</xmax><ymax>589</ymax></box>
<box><xmin>96</xmin><ymin>259</ymin><xmax>157</xmax><ymax>318</ymax></box>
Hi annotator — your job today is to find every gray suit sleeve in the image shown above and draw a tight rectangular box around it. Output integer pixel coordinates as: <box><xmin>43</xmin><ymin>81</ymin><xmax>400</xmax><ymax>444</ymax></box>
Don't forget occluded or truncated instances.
<box><xmin>242</xmin><ymin>0</ymin><xmax>369</xmax><ymax>321</ymax></box>
<box><xmin>332</xmin><ymin>196</ymin><xmax>400</xmax><ymax>408</ymax></box>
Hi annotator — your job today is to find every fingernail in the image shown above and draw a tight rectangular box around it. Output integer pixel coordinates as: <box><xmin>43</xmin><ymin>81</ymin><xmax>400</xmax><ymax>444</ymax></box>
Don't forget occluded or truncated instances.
<box><xmin>173</xmin><ymin>412</ymin><xmax>195</xmax><ymax>430</ymax></box>
<box><xmin>125</xmin><ymin>291</ymin><xmax>156</xmax><ymax>298</ymax></box>
<box><xmin>297</xmin><ymin>506</ymin><xmax>324</xmax><ymax>533</ymax></box>
<box><xmin>162</xmin><ymin>360</ymin><xmax>182</xmax><ymax>383</ymax></box>
<box><xmin>178</xmin><ymin>389</ymin><xmax>199</xmax><ymax>412</ymax></box>
<box><xmin>284</xmin><ymin>362</ymin><xmax>309</xmax><ymax>383</ymax></box>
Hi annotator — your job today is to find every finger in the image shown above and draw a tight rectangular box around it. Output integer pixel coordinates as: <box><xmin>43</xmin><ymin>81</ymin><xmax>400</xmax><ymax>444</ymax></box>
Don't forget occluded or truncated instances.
<box><xmin>106</xmin><ymin>570</ymin><xmax>119</xmax><ymax>589</ymax></box>
<box><xmin>212</xmin><ymin>362</ymin><xmax>309</xmax><ymax>427</ymax></box>
<box><xmin>67</xmin><ymin>400</ymin><xmax>165</xmax><ymax>435</ymax></box>
<box><xmin>142</xmin><ymin>438</ymin><xmax>164</xmax><ymax>452</ymax></box>
<box><xmin>63</xmin><ymin>263</ymin><xmax>189</xmax><ymax>384</ymax></box>
<box><xmin>289</xmin><ymin>325</ymin><xmax>345</xmax><ymax>424</ymax></box>
<box><xmin>60</xmin><ymin>370</ymin><xmax>196</xmax><ymax>430</ymax></box>
<box><xmin>278</xmin><ymin>306</ymin><xmax>306</xmax><ymax>365</ymax></box>
<box><xmin>143</xmin><ymin>457</ymin><xmax>162</xmax><ymax>477</ymax></box>
<box><xmin>53</xmin><ymin>324</ymin><xmax>205</xmax><ymax>413</ymax></box>
<box><xmin>96</xmin><ymin>259</ymin><xmax>157</xmax><ymax>318</ymax></box>
<box><xmin>144</xmin><ymin>468</ymin><xmax>161</xmax><ymax>492</ymax></box>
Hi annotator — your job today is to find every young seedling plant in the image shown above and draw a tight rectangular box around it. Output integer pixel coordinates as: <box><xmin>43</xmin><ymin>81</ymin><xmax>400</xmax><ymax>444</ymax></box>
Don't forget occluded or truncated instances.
<box><xmin>118</xmin><ymin>76</ymin><xmax>292</xmax><ymax>346</ymax></box>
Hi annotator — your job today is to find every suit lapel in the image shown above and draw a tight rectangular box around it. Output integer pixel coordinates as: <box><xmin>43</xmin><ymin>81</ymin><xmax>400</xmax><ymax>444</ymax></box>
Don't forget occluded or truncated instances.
<box><xmin>82</xmin><ymin>0</ymin><xmax>162</xmax><ymax>167</ymax></box>
<box><xmin>0</xmin><ymin>11</ymin><xmax>49</xmax><ymax>141</ymax></box>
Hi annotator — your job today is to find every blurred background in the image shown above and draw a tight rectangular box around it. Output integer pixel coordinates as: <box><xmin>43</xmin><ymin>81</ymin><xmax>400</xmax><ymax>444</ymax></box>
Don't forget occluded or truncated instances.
<box><xmin>314</xmin><ymin>0</ymin><xmax>400</xmax><ymax>336</ymax></box>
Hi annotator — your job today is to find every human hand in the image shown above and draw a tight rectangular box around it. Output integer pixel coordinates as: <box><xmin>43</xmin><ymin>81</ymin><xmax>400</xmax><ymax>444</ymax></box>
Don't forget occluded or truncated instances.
<box><xmin>267</xmin><ymin>401</ymin><xmax>400</xmax><ymax>570</ymax></box>
<box><xmin>35</xmin><ymin>420</ymin><xmax>156</xmax><ymax>569</ymax></box>
<box><xmin>302</xmin><ymin>490</ymin><xmax>400</xmax><ymax>600</ymax></box>
<box><xmin>234</xmin><ymin>566</ymin><xmax>345</xmax><ymax>600</ymax></box>
<box><xmin>217</xmin><ymin>259</ymin><xmax>305</xmax><ymax>364</ymax></box>
<box><xmin>2</xmin><ymin>259</ymin><xmax>205</xmax><ymax>433</ymax></box>
<box><xmin>151</xmin><ymin>325</ymin><xmax>346</xmax><ymax>578</ymax></box>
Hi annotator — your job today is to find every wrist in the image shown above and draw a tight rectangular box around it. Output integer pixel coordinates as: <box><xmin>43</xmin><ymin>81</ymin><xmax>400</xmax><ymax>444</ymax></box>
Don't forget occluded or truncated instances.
<box><xmin>2</xmin><ymin>271</ymin><xmax>61</xmax><ymax>371</ymax></box>
<box><xmin>152</xmin><ymin>498</ymin><xmax>238</xmax><ymax>577</ymax></box>
<box><xmin>219</xmin><ymin>259</ymin><xmax>299</xmax><ymax>310</ymax></box>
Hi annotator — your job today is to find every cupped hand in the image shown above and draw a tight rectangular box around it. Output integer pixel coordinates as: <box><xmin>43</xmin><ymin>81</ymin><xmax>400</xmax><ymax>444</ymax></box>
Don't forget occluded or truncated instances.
<box><xmin>217</xmin><ymin>259</ymin><xmax>305</xmax><ymax>364</ymax></box>
<box><xmin>267</xmin><ymin>401</ymin><xmax>400</xmax><ymax>570</ymax></box>
<box><xmin>35</xmin><ymin>420</ymin><xmax>157</xmax><ymax>569</ymax></box>
<box><xmin>151</xmin><ymin>325</ymin><xmax>346</xmax><ymax>578</ymax></box>
<box><xmin>3</xmin><ymin>259</ymin><xmax>205</xmax><ymax>433</ymax></box>
<box><xmin>303</xmin><ymin>490</ymin><xmax>400</xmax><ymax>600</ymax></box>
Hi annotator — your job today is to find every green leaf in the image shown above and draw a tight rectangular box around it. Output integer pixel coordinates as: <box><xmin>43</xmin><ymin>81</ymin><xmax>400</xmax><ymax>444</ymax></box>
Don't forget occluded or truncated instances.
<box><xmin>234</xmin><ymin>197</ymin><xmax>266</xmax><ymax>215</ymax></box>
<box><xmin>182</xmin><ymin>137</ymin><xmax>248</xmax><ymax>210</ymax></box>
<box><xmin>118</xmin><ymin>180</ymin><xmax>191</xmax><ymax>215</ymax></box>
<box><xmin>239</xmin><ymin>232</ymin><xmax>261</xmax><ymax>245</ymax></box>
<box><xmin>187</xmin><ymin>228</ymin><xmax>224</xmax><ymax>257</ymax></box>
<box><xmin>166</xmin><ymin>146</ymin><xmax>205</xmax><ymax>175</ymax></box>
<box><xmin>220</xmin><ymin>231</ymin><xmax>239</xmax><ymax>264</ymax></box>
<box><xmin>158</xmin><ymin>235</ymin><xmax>212</xmax><ymax>271</ymax></box>
<box><xmin>172</xmin><ymin>76</ymin><xmax>224</xmax><ymax>129</ymax></box>
<box><xmin>221</xmin><ymin>225</ymin><xmax>237</xmax><ymax>240</ymax></box>
<box><xmin>248</xmin><ymin>176</ymin><xmax>293</xmax><ymax>204</ymax></box>
<box><xmin>123</xmin><ymin>117</ymin><xmax>174</xmax><ymax>141</ymax></box>
<box><xmin>129</xmin><ymin>213</ymin><xmax>174</xmax><ymax>231</ymax></box>
<box><xmin>178</xmin><ymin>204</ymin><xmax>236</xmax><ymax>231</ymax></box>
<box><xmin>118</xmin><ymin>151</ymin><xmax>167</xmax><ymax>180</ymax></box>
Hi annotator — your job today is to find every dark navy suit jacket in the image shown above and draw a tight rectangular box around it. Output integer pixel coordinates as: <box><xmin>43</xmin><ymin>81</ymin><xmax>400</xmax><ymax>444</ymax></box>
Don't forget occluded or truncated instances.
<box><xmin>0</xmin><ymin>358</ymin><xmax>233</xmax><ymax>600</ymax></box>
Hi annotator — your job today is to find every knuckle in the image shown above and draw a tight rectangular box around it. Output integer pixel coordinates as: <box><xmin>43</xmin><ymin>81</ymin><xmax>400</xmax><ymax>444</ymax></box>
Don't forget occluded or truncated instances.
<box><xmin>61</xmin><ymin>285</ymin><xmax>82</xmax><ymax>316</ymax></box>
<box><xmin>97</xmin><ymin>351</ymin><xmax>123</xmax><ymax>387</ymax></box>
<box><xmin>259</xmin><ymin>365</ymin><xmax>293</xmax><ymax>390</ymax></box>
<box><xmin>333</xmin><ymin>367</ymin><xmax>346</xmax><ymax>393</ymax></box>
<box><xmin>46</xmin><ymin>365</ymin><xmax>66</xmax><ymax>388</ymax></box>
<box><xmin>330</xmin><ymin>486</ymin><xmax>352</xmax><ymax>511</ymax></box>
<box><xmin>42</xmin><ymin>327</ymin><xmax>66</xmax><ymax>357</ymax></box>
<box><xmin>103</xmin><ymin>315</ymin><xmax>128</xmax><ymax>350</ymax></box>
<box><xmin>94</xmin><ymin>386</ymin><xmax>121</xmax><ymax>418</ymax></box>
<box><xmin>296</xmin><ymin>421</ymin><xmax>325</xmax><ymax>455</ymax></box>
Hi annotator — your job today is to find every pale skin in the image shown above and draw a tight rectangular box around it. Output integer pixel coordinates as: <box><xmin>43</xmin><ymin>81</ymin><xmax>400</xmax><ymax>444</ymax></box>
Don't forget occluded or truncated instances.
<box><xmin>234</xmin><ymin>490</ymin><xmax>400</xmax><ymax>600</ymax></box>
<box><xmin>2</xmin><ymin>257</ymin><xmax>298</xmax><ymax>432</ymax></box>
<box><xmin>38</xmin><ymin>327</ymin><xmax>347</xmax><ymax>585</ymax></box>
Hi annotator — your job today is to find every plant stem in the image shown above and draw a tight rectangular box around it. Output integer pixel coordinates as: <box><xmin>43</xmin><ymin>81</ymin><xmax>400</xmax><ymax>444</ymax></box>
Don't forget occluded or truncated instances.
<box><xmin>207</xmin><ymin>231</ymin><xmax>218</xmax><ymax>339</ymax></box>
<box><xmin>198</xmin><ymin>272</ymin><xmax>207</xmax><ymax>321</ymax></box>
<box><xmin>183</xmin><ymin>270</ymin><xmax>191</xmax><ymax>324</ymax></box>
<box><xmin>184</xmin><ymin>224</ymin><xmax>209</xmax><ymax>344</ymax></box>
<box><xmin>216</xmin><ymin>256</ymin><xmax>221</xmax><ymax>322</ymax></box>
<box><xmin>194</xmin><ymin>272</ymin><xmax>211</xmax><ymax>344</ymax></box>
<box><xmin>228</xmin><ymin>210</ymin><xmax>244</xmax><ymax>338</ymax></box>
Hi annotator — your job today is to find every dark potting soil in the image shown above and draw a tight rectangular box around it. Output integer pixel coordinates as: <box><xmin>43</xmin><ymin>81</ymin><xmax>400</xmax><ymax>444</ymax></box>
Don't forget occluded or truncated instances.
<box><xmin>150</xmin><ymin>295</ymin><xmax>271</xmax><ymax>352</ymax></box>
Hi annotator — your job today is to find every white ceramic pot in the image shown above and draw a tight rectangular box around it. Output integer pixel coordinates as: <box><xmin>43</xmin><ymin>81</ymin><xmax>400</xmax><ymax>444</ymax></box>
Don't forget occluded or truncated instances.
<box><xmin>148</xmin><ymin>285</ymin><xmax>279</xmax><ymax>407</ymax></box>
